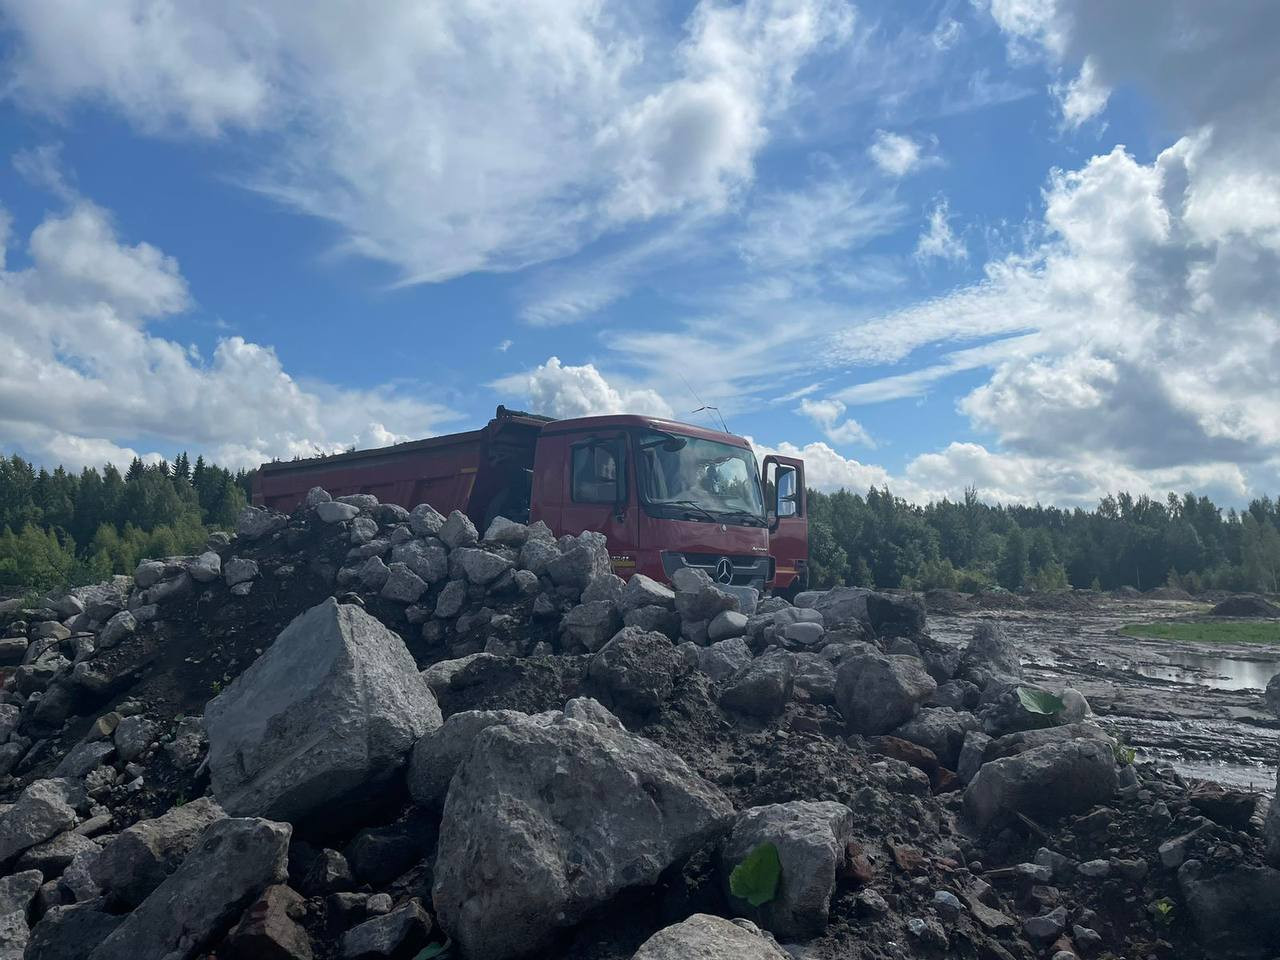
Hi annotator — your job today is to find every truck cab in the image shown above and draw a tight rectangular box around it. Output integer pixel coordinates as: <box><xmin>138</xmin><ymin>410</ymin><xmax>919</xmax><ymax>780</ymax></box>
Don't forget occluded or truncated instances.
<box><xmin>253</xmin><ymin>406</ymin><xmax>807</xmax><ymax>594</ymax></box>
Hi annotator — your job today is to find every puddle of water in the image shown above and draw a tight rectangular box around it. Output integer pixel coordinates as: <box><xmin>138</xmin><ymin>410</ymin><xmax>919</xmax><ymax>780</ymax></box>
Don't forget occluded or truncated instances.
<box><xmin>1131</xmin><ymin>650</ymin><xmax>1279</xmax><ymax>691</ymax></box>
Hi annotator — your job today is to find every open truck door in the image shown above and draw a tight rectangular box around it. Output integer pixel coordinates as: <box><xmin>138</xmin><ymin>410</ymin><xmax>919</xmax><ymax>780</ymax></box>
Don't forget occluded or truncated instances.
<box><xmin>763</xmin><ymin>455</ymin><xmax>808</xmax><ymax>597</ymax></box>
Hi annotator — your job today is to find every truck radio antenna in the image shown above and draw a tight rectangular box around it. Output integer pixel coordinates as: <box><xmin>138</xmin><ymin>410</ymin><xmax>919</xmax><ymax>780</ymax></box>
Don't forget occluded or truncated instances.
<box><xmin>677</xmin><ymin>372</ymin><xmax>730</xmax><ymax>434</ymax></box>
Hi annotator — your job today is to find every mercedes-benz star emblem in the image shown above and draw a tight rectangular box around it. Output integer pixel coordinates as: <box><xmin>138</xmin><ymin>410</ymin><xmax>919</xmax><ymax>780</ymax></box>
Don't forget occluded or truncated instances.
<box><xmin>714</xmin><ymin>557</ymin><xmax>734</xmax><ymax>584</ymax></box>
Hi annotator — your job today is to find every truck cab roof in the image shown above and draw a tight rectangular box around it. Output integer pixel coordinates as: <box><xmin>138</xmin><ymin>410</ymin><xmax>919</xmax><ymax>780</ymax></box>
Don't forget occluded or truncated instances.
<box><xmin>544</xmin><ymin>413</ymin><xmax>753</xmax><ymax>449</ymax></box>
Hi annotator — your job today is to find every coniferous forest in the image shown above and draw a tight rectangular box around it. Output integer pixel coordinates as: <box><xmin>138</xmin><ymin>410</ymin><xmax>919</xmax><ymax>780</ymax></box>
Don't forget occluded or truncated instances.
<box><xmin>1</xmin><ymin>450</ymin><xmax>1278</xmax><ymax>598</ymax></box>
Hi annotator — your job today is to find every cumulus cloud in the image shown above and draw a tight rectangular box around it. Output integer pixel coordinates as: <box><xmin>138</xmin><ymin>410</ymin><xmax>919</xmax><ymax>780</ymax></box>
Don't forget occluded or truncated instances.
<box><xmin>913</xmin><ymin>196</ymin><xmax>966</xmax><ymax>262</ymax></box>
<box><xmin>867</xmin><ymin>130</ymin><xmax>936</xmax><ymax>177</ymax></box>
<box><xmin>0</xmin><ymin>0</ymin><xmax>854</xmax><ymax>284</ymax></box>
<box><xmin>0</xmin><ymin>197</ymin><xmax>457</xmax><ymax>470</ymax></box>
<box><xmin>797</xmin><ymin>398</ymin><xmax>874</xmax><ymax>447</ymax></box>
<box><xmin>1053</xmin><ymin>56</ymin><xmax>1109</xmax><ymax>128</ymax></box>
<box><xmin>490</xmin><ymin>356</ymin><xmax>674</xmax><ymax>421</ymax></box>
<box><xmin>748</xmin><ymin>437</ymin><xmax>893</xmax><ymax>493</ymax></box>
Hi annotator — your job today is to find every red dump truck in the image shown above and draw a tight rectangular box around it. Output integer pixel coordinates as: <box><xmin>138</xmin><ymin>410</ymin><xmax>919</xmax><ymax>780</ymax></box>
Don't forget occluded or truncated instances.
<box><xmin>253</xmin><ymin>406</ymin><xmax>808</xmax><ymax>595</ymax></box>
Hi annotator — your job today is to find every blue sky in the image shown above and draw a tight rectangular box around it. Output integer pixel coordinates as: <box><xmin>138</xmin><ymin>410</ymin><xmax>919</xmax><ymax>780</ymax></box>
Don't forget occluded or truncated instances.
<box><xmin>0</xmin><ymin>0</ymin><xmax>1276</xmax><ymax>507</ymax></box>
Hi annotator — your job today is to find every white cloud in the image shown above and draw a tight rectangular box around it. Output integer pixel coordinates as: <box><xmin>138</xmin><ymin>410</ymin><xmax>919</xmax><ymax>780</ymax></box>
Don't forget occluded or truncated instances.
<box><xmin>1</xmin><ymin>0</ymin><xmax>854</xmax><ymax>285</ymax></box>
<box><xmin>12</xmin><ymin>143</ymin><xmax>75</xmax><ymax>200</ymax></box>
<box><xmin>748</xmin><ymin>437</ymin><xmax>893</xmax><ymax>493</ymax></box>
<box><xmin>0</xmin><ymin>197</ymin><xmax>458</xmax><ymax>470</ymax></box>
<box><xmin>867</xmin><ymin>130</ymin><xmax>936</xmax><ymax>177</ymax></box>
<box><xmin>913</xmin><ymin>196</ymin><xmax>966</xmax><ymax>262</ymax></box>
<box><xmin>796</xmin><ymin>397</ymin><xmax>874</xmax><ymax>447</ymax></box>
<box><xmin>496</xmin><ymin>339</ymin><xmax>513</xmax><ymax>353</ymax></box>
<box><xmin>1053</xmin><ymin>56</ymin><xmax>1109</xmax><ymax>128</ymax></box>
<box><xmin>490</xmin><ymin>356</ymin><xmax>674</xmax><ymax>421</ymax></box>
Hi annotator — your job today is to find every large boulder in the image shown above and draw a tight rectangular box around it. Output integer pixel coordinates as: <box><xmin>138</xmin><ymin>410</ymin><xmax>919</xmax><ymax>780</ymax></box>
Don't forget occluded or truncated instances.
<box><xmin>620</xmin><ymin>574</ymin><xmax>676</xmax><ymax>613</ymax></box>
<box><xmin>439</xmin><ymin>510</ymin><xmax>479</xmax><ymax>549</ymax></box>
<box><xmin>960</xmin><ymin>622</ymin><xmax>1022</xmax><ymax>686</ymax></box>
<box><xmin>559</xmin><ymin>601</ymin><xmax>621</xmax><ymax>652</ymax></box>
<box><xmin>0</xmin><ymin>779</ymin><xmax>79</xmax><ymax>864</ymax></box>
<box><xmin>632</xmin><ymin>914</ymin><xmax>789</xmax><ymax>960</ymax></box>
<box><xmin>963</xmin><ymin>739</ymin><xmax>1118</xmax><ymax>829</ymax></box>
<box><xmin>547</xmin><ymin>531</ymin><xmax>612</xmax><ymax>590</ymax></box>
<box><xmin>587</xmin><ymin>627</ymin><xmax>683</xmax><ymax>713</ymax></box>
<box><xmin>720</xmin><ymin>653</ymin><xmax>794</xmax><ymax>718</ymax></box>
<box><xmin>720</xmin><ymin>801</ymin><xmax>854</xmax><ymax>939</ymax></box>
<box><xmin>1265</xmin><ymin>673</ymin><xmax>1280</xmax><ymax>717</ymax></box>
<box><xmin>92</xmin><ymin>797</ymin><xmax>226</xmax><ymax>909</ymax></box>
<box><xmin>795</xmin><ymin>586</ymin><xmax>870</xmax><ymax>628</ymax></box>
<box><xmin>835</xmin><ymin>653</ymin><xmax>937</xmax><ymax>735</ymax></box>
<box><xmin>205</xmin><ymin>598</ymin><xmax>442</xmax><ymax>822</ymax></box>
<box><xmin>26</xmin><ymin>901</ymin><xmax>125</xmax><ymax>960</ymax></box>
<box><xmin>892</xmin><ymin>707</ymin><xmax>979</xmax><ymax>769</ymax></box>
<box><xmin>432</xmin><ymin>714</ymin><xmax>734</xmax><ymax>960</ymax></box>
<box><xmin>1265</xmin><ymin>764</ymin><xmax>1280</xmax><ymax>868</ymax></box>
<box><xmin>865</xmin><ymin>592</ymin><xmax>926</xmax><ymax>637</ymax></box>
<box><xmin>235</xmin><ymin>506</ymin><xmax>287</xmax><ymax>541</ymax></box>
<box><xmin>407</xmin><ymin>709</ymin><xmax>527</xmax><ymax>809</ymax></box>
<box><xmin>672</xmin><ymin>568</ymin><xmax>740</xmax><ymax>622</ymax></box>
<box><xmin>982</xmin><ymin>722</ymin><xmax>1114</xmax><ymax>763</ymax></box>
<box><xmin>389</xmin><ymin>540</ymin><xmax>448</xmax><ymax>584</ymax></box>
<box><xmin>1178</xmin><ymin>860</ymin><xmax>1280</xmax><ymax>959</ymax></box>
<box><xmin>89</xmin><ymin>818</ymin><xmax>290</xmax><ymax>960</ymax></box>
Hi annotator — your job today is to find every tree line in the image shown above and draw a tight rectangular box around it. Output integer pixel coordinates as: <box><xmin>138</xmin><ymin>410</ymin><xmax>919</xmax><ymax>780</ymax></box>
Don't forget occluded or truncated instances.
<box><xmin>0</xmin><ymin>453</ymin><xmax>254</xmax><ymax>594</ymax></box>
<box><xmin>806</xmin><ymin>486</ymin><xmax>1280</xmax><ymax>595</ymax></box>
<box><xmin>3</xmin><ymin>447</ymin><xmax>1278</xmax><ymax>599</ymax></box>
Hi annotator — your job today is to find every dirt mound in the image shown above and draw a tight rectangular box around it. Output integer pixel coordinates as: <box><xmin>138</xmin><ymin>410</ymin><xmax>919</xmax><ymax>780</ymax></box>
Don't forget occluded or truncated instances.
<box><xmin>1210</xmin><ymin>594</ymin><xmax>1280</xmax><ymax>618</ymax></box>
<box><xmin>1146</xmin><ymin>586</ymin><xmax>1194</xmax><ymax>601</ymax></box>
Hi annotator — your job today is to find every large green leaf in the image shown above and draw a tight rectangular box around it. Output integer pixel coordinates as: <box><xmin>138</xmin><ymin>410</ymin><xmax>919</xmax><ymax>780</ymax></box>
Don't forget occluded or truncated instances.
<box><xmin>412</xmin><ymin>941</ymin><xmax>452</xmax><ymax>960</ymax></box>
<box><xmin>730</xmin><ymin>842</ymin><xmax>782</xmax><ymax>907</ymax></box>
<box><xmin>1017</xmin><ymin>687</ymin><xmax>1065</xmax><ymax>716</ymax></box>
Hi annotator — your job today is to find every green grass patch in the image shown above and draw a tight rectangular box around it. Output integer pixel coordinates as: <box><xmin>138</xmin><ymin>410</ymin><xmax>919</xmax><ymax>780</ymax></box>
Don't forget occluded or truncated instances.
<box><xmin>1120</xmin><ymin>620</ymin><xmax>1280</xmax><ymax>646</ymax></box>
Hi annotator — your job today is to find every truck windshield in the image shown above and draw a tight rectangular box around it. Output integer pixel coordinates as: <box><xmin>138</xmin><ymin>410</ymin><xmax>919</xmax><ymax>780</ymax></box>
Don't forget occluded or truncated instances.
<box><xmin>636</xmin><ymin>430</ymin><xmax>766</xmax><ymax>524</ymax></box>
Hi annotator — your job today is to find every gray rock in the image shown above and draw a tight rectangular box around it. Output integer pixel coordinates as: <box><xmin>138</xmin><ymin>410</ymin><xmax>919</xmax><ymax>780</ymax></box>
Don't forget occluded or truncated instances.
<box><xmin>114</xmin><ymin>715</ymin><xmax>157</xmax><ymax>763</ymax></box>
<box><xmin>205</xmin><ymin>599</ymin><xmax>442</xmax><ymax>822</ymax></box>
<box><xmin>390</xmin><ymin>539</ymin><xmax>448</xmax><ymax>584</ymax></box>
<box><xmin>795</xmin><ymin>586</ymin><xmax>870</xmax><ymax>628</ymax></box>
<box><xmin>587</xmin><ymin>627</ymin><xmax>683</xmax><ymax>713</ymax></box>
<box><xmin>356</xmin><ymin>556</ymin><xmax>390</xmax><ymax>592</ymax></box>
<box><xmin>624</xmin><ymin>604</ymin><xmax>681</xmax><ymax>638</ymax></box>
<box><xmin>721</xmin><ymin>801</ymin><xmax>854</xmax><ymax>938</ymax></box>
<box><xmin>432</xmin><ymin>715</ymin><xmax>733</xmax><ymax>960</ymax></box>
<box><xmin>928</xmin><ymin>679</ymin><xmax>980</xmax><ymax>710</ymax></box>
<box><xmin>0</xmin><ymin>870</ymin><xmax>43</xmax><ymax>958</ymax></box>
<box><xmin>0</xmin><ymin>779</ymin><xmax>79</xmax><ymax>863</ymax></box>
<box><xmin>782</xmin><ymin>620</ymin><xmax>825</xmax><ymax>647</ymax></box>
<box><xmin>581</xmin><ymin>573</ymin><xmax>625</xmax><ymax>606</ymax></box>
<box><xmin>434</xmin><ymin>579</ymin><xmax>467</xmax><ymax>619</ymax></box>
<box><xmin>339</xmin><ymin>897</ymin><xmax>431</xmax><ymax>959</ymax></box>
<box><xmin>892</xmin><ymin>708</ymin><xmax>979</xmax><ymax>769</ymax></box>
<box><xmin>835</xmin><ymin>653</ymin><xmax>937</xmax><ymax>735</ymax></box>
<box><xmin>317</xmin><ymin>501</ymin><xmax>361</xmax><ymax>523</ymax></box>
<box><xmin>709</xmin><ymin>610</ymin><xmax>749</xmax><ymax>642</ymax></box>
<box><xmin>236</xmin><ymin>507</ymin><xmax>287</xmax><ymax>541</ymax></box>
<box><xmin>982</xmin><ymin>722</ymin><xmax>1114</xmax><ymax>763</ymax></box>
<box><xmin>304</xmin><ymin>486</ymin><xmax>332</xmax><ymax>506</ymax></box>
<box><xmin>957</xmin><ymin>730</ymin><xmax>993</xmax><ymax>784</ymax></box>
<box><xmin>224</xmin><ymin>557</ymin><xmax>260</xmax><ymax>587</ymax></box>
<box><xmin>0</xmin><ymin>869</ymin><xmax>42</xmax><ymax>915</ymax></box>
<box><xmin>620</xmin><ymin>574</ymin><xmax>676</xmax><ymax>613</ymax></box>
<box><xmin>721</xmin><ymin>654</ymin><xmax>794</xmax><ymax>718</ymax></box>
<box><xmin>791</xmin><ymin>654</ymin><xmax>838</xmax><ymax>705</ymax></box>
<box><xmin>16</xmin><ymin>830</ymin><xmax>97</xmax><ymax>876</ymax></box>
<box><xmin>407</xmin><ymin>709</ymin><xmax>526</xmax><ymax>809</ymax></box>
<box><xmin>454</xmin><ymin>547</ymin><xmax>514</xmax><ymax>585</ymax></box>
<box><xmin>439</xmin><ymin>510</ymin><xmax>478</xmax><ymax>549</ymax></box>
<box><xmin>52</xmin><ymin>741</ymin><xmax>114</xmax><ymax>779</ymax></box>
<box><xmin>1178</xmin><ymin>859</ymin><xmax>1280</xmax><ymax>959</ymax></box>
<box><xmin>336</xmin><ymin>494</ymin><xmax>379</xmax><ymax>512</ymax></box>
<box><xmin>547</xmin><ymin>531</ymin><xmax>612</xmax><ymax>590</ymax></box>
<box><xmin>0</xmin><ymin>704</ymin><xmax>18</xmax><ymax>743</ymax></box>
<box><xmin>89</xmin><ymin>817</ymin><xmax>290</xmax><ymax>960</ymax></box>
<box><xmin>380</xmin><ymin>563</ymin><xmax>427</xmax><ymax>603</ymax></box>
<box><xmin>518</xmin><ymin>538</ymin><xmax>561</xmax><ymax>577</ymax></box>
<box><xmin>31</xmin><ymin>620</ymin><xmax>72</xmax><ymax>641</ymax></box>
<box><xmin>1023</xmin><ymin>905</ymin><xmax>1067</xmax><ymax>941</ymax></box>
<box><xmin>97</xmin><ymin>611</ymin><xmax>137</xmax><ymax>649</ymax></box>
<box><xmin>408</xmin><ymin>504</ymin><xmax>446</xmax><ymax>537</ymax></box>
<box><xmin>349</xmin><ymin>517</ymin><xmax>379</xmax><ymax>544</ymax></box>
<box><xmin>562</xmin><ymin>697</ymin><xmax>624</xmax><ymax>729</ymax></box>
<box><xmin>59</xmin><ymin>847</ymin><xmax>101</xmax><ymax>902</ymax></box>
<box><xmin>963</xmin><ymin>739</ymin><xmax>1118</xmax><ymax>829</ymax></box>
<box><xmin>483</xmin><ymin>516</ymin><xmax>529</xmax><ymax>547</ymax></box>
<box><xmin>27</xmin><ymin>900</ymin><xmax>124</xmax><ymax>960</ymax></box>
<box><xmin>560</xmin><ymin>600</ymin><xmax>621</xmax><ymax>652</ymax></box>
<box><xmin>188</xmin><ymin>552</ymin><xmax>222</xmax><ymax>584</ymax></box>
<box><xmin>92</xmin><ymin>797</ymin><xmax>227</xmax><ymax>909</ymax></box>
<box><xmin>961</xmin><ymin>622</ymin><xmax>1022</xmax><ymax>685</ymax></box>
<box><xmin>133</xmin><ymin>560</ymin><xmax>167</xmax><ymax>589</ymax></box>
<box><xmin>672</xmin><ymin>568</ymin><xmax>740</xmax><ymax>622</ymax></box>
<box><xmin>695</xmin><ymin>637</ymin><xmax>754</xmax><ymax>682</ymax></box>
<box><xmin>632</xmin><ymin>914</ymin><xmax>789</xmax><ymax>960</ymax></box>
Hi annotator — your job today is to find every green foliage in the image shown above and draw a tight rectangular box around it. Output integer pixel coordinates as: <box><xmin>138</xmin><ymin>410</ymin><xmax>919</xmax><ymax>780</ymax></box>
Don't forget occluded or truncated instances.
<box><xmin>729</xmin><ymin>842</ymin><xmax>782</xmax><ymax>907</ymax></box>
<box><xmin>0</xmin><ymin>449</ymin><xmax>256</xmax><ymax>592</ymax></box>
<box><xmin>1114</xmin><ymin>741</ymin><xmax>1137</xmax><ymax>766</ymax></box>
<box><xmin>1150</xmin><ymin>897</ymin><xmax>1175</xmax><ymax>927</ymax></box>
<box><xmin>412</xmin><ymin>940</ymin><xmax>453</xmax><ymax>959</ymax></box>
<box><xmin>1120</xmin><ymin>621</ymin><xmax>1280</xmax><ymax>646</ymax></box>
<box><xmin>1016</xmin><ymin>687</ymin><xmax>1065</xmax><ymax>716</ymax></box>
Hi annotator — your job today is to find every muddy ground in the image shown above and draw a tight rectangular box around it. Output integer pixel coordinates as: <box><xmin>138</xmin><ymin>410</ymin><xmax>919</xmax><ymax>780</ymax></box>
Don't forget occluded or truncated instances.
<box><xmin>927</xmin><ymin>595</ymin><xmax>1280</xmax><ymax>791</ymax></box>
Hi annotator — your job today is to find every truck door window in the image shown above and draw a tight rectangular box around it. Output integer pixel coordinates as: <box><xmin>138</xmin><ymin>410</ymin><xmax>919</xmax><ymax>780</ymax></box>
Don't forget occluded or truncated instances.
<box><xmin>571</xmin><ymin>442</ymin><xmax>621</xmax><ymax>503</ymax></box>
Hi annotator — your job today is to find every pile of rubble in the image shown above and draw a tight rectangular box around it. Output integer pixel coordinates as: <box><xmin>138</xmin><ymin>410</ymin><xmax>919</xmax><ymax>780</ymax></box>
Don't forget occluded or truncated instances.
<box><xmin>0</xmin><ymin>489</ymin><xmax>1276</xmax><ymax>960</ymax></box>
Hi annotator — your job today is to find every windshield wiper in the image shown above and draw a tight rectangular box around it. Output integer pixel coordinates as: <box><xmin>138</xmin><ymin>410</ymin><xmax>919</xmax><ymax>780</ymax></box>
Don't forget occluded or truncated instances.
<box><xmin>714</xmin><ymin>508</ymin><xmax>767</xmax><ymax>527</ymax></box>
<box><xmin>661</xmin><ymin>499</ymin><xmax>719</xmax><ymax>523</ymax></box>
